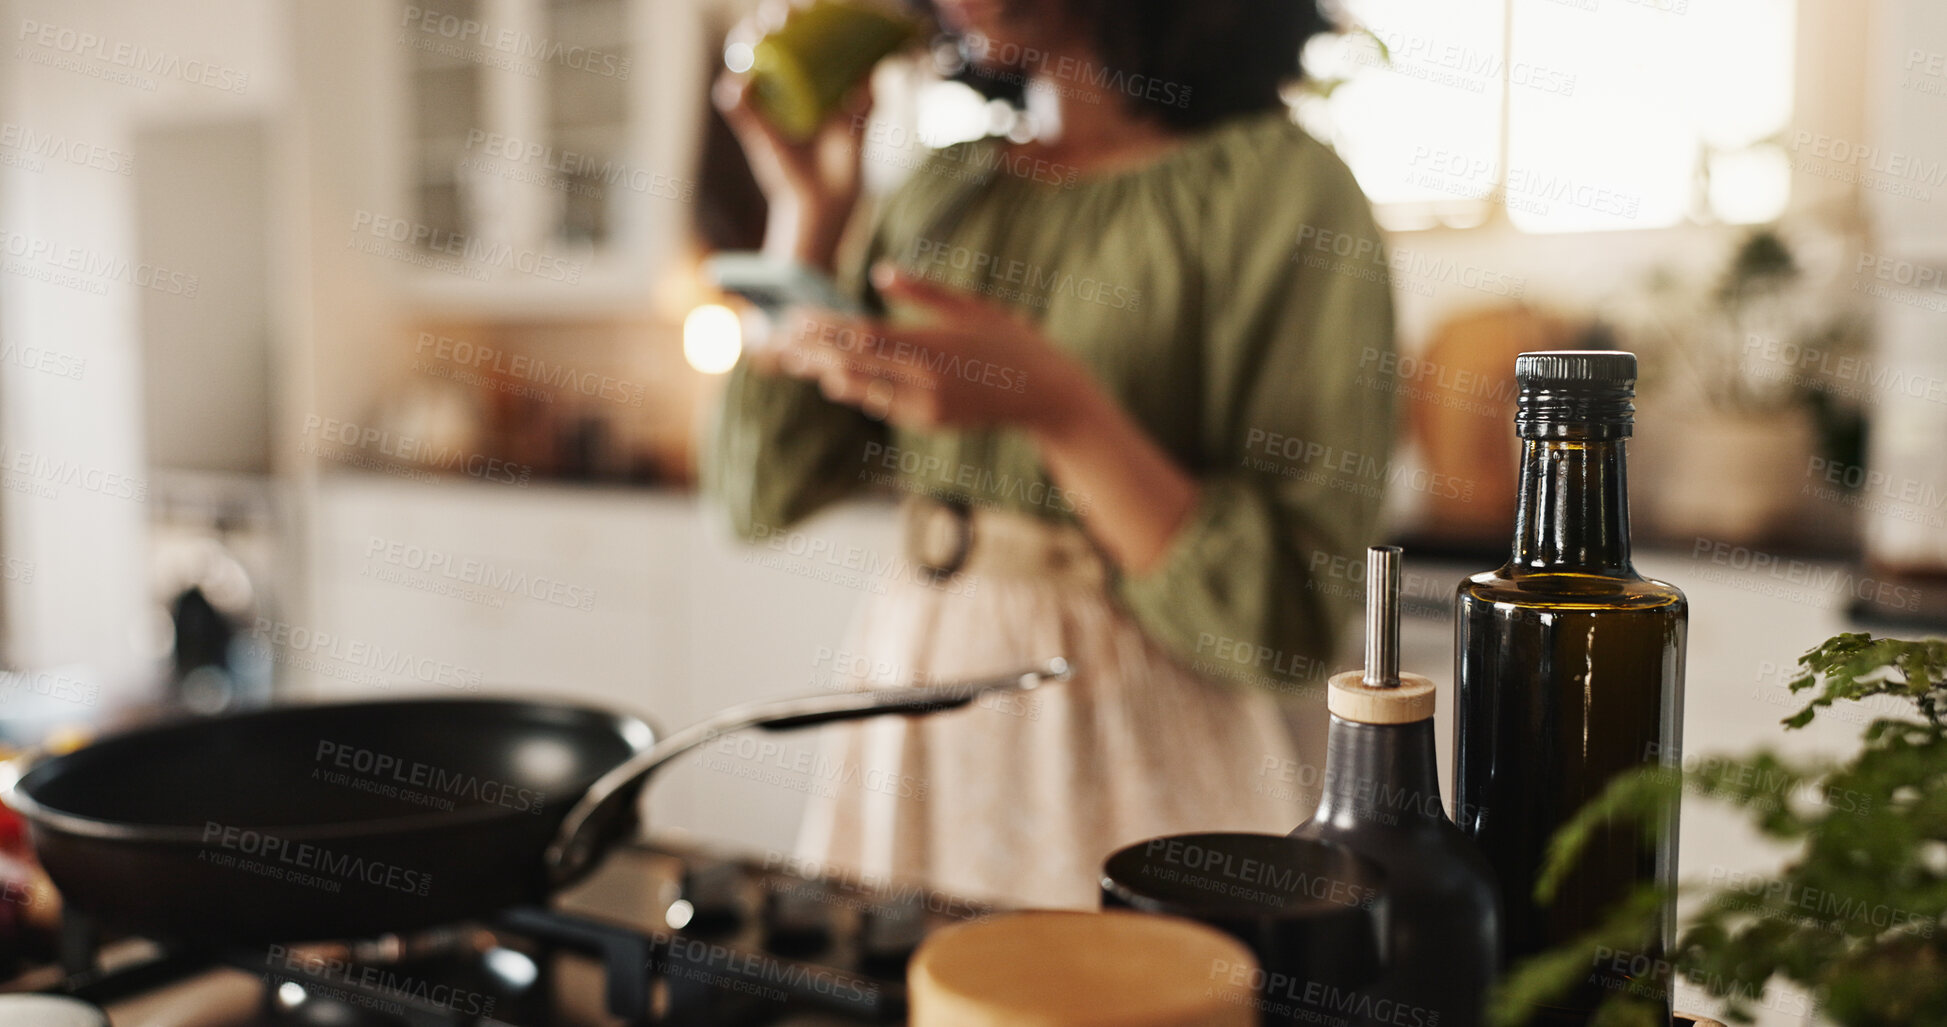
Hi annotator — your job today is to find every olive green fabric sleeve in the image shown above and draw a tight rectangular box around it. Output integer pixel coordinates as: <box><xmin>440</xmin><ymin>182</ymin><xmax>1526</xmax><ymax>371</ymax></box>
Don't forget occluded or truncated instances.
<box><xmin>1115</xmin><ymin>141</ymin><xmax>1396</xmax><ymax>696</ymax></box>
<box><xmin>701</xmin><ymin>362</ymin><xmax>887</xmax><ymax>541</ymax></box>
<box><xmin>700</xmin><ymin>202</ymin><xmax>898</xmax><ymax>542</ymax></box>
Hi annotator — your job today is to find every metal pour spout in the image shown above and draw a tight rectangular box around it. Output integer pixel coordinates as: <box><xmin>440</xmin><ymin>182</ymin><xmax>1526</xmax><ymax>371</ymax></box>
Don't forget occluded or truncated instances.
<box><xmin>1362</xmin><ymin>545</ymin><xmax>1402</xmax><ymax>689</ymax></box>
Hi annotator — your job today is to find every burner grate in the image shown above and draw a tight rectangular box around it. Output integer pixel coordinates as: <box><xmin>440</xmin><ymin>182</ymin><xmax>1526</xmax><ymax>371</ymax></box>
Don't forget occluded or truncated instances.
<box><xmin>19</xmin><ymin>841</ymin><xmax>986</xmax><ymax>1026</ymax></box>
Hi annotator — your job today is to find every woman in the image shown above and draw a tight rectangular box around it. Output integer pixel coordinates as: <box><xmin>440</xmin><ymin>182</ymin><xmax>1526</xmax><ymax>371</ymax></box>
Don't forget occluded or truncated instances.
<box><xmin>706</xmin><ymin>0</ymin><xmax>1396</xmax><ymax>908</ymax></box>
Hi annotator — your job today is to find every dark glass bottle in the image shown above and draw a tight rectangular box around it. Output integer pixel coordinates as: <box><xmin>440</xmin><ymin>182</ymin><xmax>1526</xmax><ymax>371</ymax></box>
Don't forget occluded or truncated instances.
<box><xmin>1453</xmin><ymin>351</ymin><xmax>1685</xmax><ymax>1026</ymax></box>
<box><xmin>1293</xmin><ymin>547</ymin><xmax>1500</xmax><ymax>1027</ymax></box>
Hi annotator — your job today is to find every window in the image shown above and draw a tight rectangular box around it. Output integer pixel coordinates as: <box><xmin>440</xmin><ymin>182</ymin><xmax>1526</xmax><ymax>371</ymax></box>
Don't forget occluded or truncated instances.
<box><xmin>1299</xmin><ymin>0</ymin><xmax>1797</xmax><ymax>233</ymax></box>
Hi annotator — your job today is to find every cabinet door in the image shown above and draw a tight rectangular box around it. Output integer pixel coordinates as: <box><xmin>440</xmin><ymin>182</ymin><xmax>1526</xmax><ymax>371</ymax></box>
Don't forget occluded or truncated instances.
<box><xmin>395</xmin><ymin>0</ymin><xmax>702</xmax><ymax>309</ymax></box>
<box><xmin>304</xmin><ymin>476</ymin><xmax>679</xmax><ymax>707</ymax></box>
<box><xmin>301</xmin><ymin>476</ymin><xmax>896</xmax><ymax>849</ymax></box>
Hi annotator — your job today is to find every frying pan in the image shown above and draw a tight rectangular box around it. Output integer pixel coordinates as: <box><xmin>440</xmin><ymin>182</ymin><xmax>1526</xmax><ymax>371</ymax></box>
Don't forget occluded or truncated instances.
<box><xmin>0</xmin><ymin>661</ymin><xmax>1067</xmax><ymax>943</ymax></box>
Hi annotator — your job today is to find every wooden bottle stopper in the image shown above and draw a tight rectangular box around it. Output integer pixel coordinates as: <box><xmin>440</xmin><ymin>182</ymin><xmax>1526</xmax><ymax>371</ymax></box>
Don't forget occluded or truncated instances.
<box><xmin>1327</xmin><ymin>670</ymin><xmax>1437</xmax><ymax>725</ymax></box>
<box><xmin>909</xmin><ymin>909</ymin><xmax>1260</xmax><ymax>1026</ymax></box>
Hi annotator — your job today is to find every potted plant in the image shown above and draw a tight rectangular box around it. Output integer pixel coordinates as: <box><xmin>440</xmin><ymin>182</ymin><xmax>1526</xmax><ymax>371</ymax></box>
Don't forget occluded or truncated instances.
<box><xmin>1618</xmin><ymin>226</ymin><xmax>1870</xmax><ymax>546</ymax></box>
<box><xmin>1491</xmin><ymin>633</ymin><xmax>1947</xmax><ymax>1026</ymax></box>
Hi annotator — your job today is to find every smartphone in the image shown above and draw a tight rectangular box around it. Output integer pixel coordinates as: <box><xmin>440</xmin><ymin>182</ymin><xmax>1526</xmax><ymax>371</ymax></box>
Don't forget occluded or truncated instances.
<box><xmin>704</xmin><ymin>252</ymin><xmax>864</xmax><ymax>317</ymax></box>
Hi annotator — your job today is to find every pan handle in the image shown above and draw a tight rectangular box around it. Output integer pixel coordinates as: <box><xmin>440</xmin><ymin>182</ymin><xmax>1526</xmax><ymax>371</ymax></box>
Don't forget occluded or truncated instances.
<box><xmin>544</xmin><ymin>658</ymin><xmax>1070</xmax><ymax>886</ymax></box>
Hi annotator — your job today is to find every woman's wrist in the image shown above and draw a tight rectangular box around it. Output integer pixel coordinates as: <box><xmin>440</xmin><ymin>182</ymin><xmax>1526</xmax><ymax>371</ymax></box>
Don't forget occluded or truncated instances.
<box><xmin>762</xmin><ymin>197</ymin><xmax>851</xmax><ymax>275</ymax></box>
<box><xmin>1022</xmin><ymin>356</ymin><xmax>1100</xmax><ymax>448</ymax></box>
<box><xmin>1024</xmin><ymin>362</ymin><xmax>1200</xmax><ymax>574</ymax></box>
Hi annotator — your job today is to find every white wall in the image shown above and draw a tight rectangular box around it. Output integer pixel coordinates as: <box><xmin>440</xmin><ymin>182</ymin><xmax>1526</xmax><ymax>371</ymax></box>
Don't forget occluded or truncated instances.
<box><xmin>0</xmin><ymin>0</ymin><xmax>287</xmax><ymax>701</ymax></box>
<box><xmin>1860</xmin><ymin>0</ymin><xmax>1947</xmax><ymax>571</ymax></box>
<box><xmin>135</xmin><ymin>119</ymin><xmax>272</xmax><ymax>472</ymax></box>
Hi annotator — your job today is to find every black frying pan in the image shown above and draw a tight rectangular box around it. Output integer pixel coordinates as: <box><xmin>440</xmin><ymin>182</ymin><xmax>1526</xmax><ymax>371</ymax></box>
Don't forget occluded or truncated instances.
<box><xmin>1</xmin><ymin>662</ymin><xmax>1067</xmax><ymax>943</ymax></box>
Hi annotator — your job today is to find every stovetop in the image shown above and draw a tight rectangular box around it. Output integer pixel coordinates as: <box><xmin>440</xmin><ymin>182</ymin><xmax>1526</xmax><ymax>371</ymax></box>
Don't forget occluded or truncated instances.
<box><xmin>1</xmin><ymin>838</ymin><xmax>996</xmax><ymax>1026</ymax></box>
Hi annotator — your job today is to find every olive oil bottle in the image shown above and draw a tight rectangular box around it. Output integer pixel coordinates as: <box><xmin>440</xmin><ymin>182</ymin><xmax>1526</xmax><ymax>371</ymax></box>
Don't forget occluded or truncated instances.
<box><xmin>1453</xmin><ymin>352</ymin><xmax>1685</xmax><ymax>1025</ymax></box>
<box><xmin>1293</xmin><ymin>546</ymin><xmax>1499</xmax><ymax>1027</ymax></box>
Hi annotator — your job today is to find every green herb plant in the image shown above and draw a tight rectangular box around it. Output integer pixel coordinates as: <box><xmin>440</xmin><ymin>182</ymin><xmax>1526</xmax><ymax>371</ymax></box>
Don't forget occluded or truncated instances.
<box><xmin>1490</xmin><ymin>633</ymin><xmax>1947</xmax><ymax>1027</ymax></box>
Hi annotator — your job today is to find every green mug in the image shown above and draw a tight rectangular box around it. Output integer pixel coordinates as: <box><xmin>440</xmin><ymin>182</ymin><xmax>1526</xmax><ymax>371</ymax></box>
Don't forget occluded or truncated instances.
<box><xmin>744</xmin><ymin>1</ymin><xmax>917</xmax><ymax>141</ymax></box>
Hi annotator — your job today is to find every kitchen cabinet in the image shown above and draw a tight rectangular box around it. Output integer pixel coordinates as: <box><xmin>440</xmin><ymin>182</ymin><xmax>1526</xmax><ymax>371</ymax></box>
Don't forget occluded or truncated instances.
<box><xmin>299</xmin><ymin>474</ymin><xmax>896</xmax><ymax>850</ymax></box>
<box><xmin>383</xmin><ymin>0</ymin><xmax>709</xmax><ymax>316</ymax></box>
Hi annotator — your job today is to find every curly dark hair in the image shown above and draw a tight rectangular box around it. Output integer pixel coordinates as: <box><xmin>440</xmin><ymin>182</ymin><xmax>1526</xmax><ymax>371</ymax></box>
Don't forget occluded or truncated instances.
<box><xmin>939</xmin><ymin>0</ymin><xmax>1332</xmax><ymax>131</ymax></box>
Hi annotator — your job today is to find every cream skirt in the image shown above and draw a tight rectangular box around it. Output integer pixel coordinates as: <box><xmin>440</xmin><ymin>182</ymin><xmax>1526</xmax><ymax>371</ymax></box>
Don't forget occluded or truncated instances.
<box><xmin>794</xmin><ymin>500</ymin><xmax>1328</xmax><ymax>909</ymax></box>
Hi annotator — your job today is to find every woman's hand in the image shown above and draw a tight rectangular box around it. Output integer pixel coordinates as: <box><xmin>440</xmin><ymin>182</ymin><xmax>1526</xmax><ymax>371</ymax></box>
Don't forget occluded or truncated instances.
<box><xmin>777</xmin><ymin>265</ymin><xmax>1198</xmax><ymax>573</ymax></box>
<box><xmin>773</xmin><ymin>267</ymin><xmax>1088</xmax><ymax>433</ymax></box>
<box><xmin>713</xmin><ymin>39</ymin><xmax>872</xmax><ymax>274</ymax></box>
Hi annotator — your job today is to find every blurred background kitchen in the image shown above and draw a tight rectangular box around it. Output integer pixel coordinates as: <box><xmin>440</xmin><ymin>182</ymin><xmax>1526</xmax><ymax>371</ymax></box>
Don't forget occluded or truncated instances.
<box><xmin>0</xmin><ymin>0</ymin><xmax>1943</xmax><ymax>897</ymax></box>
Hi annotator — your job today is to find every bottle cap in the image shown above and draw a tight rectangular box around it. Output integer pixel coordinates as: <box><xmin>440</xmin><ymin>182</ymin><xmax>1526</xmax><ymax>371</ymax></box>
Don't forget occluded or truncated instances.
<box><xmin>1514</xmin><ymin>349</ymin><xmax>1636</xmax><ymax>440</ymax></box>
<box><xmin>1515</xmin><ymin>350</ymin><xmax>1637</xmax><ymax>386</ymax></box>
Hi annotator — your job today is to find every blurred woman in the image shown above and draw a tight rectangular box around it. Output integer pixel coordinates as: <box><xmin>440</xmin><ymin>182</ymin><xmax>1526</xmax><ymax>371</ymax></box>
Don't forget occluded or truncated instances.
<box><xmin>706</xmin><ymin>0</ymin><xmax>1395</xmax><ymax>906</ymax></box>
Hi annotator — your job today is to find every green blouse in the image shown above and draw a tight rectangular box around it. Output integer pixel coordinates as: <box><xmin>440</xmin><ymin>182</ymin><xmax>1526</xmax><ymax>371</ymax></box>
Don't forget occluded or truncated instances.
<box><xmin>703</xmin><ymin>110</ymin><xmax>1397</xmax><ymax>695</ymax></box>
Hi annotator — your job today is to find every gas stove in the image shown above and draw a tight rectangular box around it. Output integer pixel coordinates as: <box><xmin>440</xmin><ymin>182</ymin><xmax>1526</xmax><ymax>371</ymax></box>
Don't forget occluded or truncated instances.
<box><xmin>2</xmin><ymin>839</ymin><xmax>995</xmax><ymax>1026</ymax></box>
